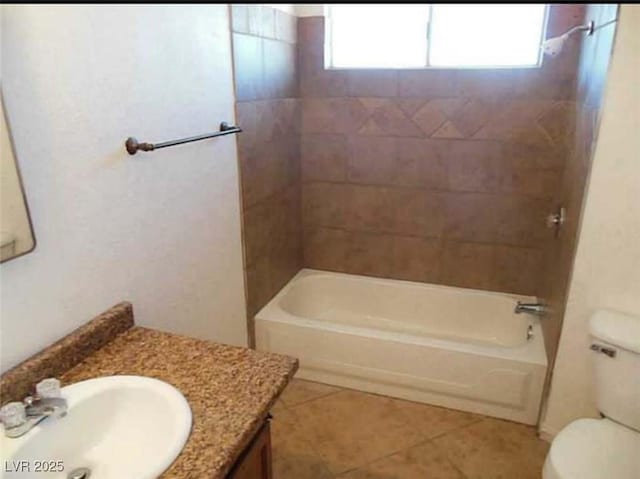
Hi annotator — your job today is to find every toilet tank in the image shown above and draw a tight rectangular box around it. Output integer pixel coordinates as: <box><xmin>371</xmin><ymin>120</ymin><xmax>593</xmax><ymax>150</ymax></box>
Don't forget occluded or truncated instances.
<box><xmin>589</xmin><ymin>310</ymin><xmax>640</xmax><ymax>431</ymax></box>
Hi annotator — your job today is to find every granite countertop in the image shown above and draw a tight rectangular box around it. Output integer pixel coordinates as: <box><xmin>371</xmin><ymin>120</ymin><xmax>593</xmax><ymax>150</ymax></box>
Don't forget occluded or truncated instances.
<box><xmin>59</xmin><ymin>326</ymin><xmax>297</xmax><ymax>478</ymax></box>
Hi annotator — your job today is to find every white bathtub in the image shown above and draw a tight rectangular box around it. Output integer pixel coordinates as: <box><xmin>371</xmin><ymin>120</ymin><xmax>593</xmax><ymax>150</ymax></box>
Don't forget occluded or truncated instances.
<box><xmin>255</xmin><ymin>269</ymin><xmax>548</xmax><ymax>425</ymax></box>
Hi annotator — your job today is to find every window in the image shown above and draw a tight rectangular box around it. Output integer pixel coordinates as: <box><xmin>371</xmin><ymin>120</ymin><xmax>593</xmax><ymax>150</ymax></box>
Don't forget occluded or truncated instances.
<box><xmin>325</xmin><ymin>4</ymin><xmax>548</xmax><ymax>69</ymax></box>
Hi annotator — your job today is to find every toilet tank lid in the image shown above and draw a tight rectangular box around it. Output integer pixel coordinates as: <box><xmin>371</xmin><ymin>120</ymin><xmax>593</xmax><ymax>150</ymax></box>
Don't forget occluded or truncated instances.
<box><xmin>590</xmin><ymin>310</ymin><xmax>640</xmax><ymax>353</ymax></box>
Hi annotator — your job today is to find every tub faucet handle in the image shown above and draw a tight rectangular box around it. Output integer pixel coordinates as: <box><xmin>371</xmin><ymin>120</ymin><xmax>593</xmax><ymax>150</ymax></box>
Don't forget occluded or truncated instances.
<box><xmin>515</xmin><ymin>302</ymin><xmax>547</xmax><ymax>316</ymax></box>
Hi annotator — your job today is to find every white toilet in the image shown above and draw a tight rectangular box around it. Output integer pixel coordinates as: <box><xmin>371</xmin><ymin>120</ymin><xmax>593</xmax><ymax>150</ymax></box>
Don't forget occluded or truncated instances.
<box><xmin>543</xmin><ymin>310</ymin><xmax>640</xmax><ymax>479</ymax></box>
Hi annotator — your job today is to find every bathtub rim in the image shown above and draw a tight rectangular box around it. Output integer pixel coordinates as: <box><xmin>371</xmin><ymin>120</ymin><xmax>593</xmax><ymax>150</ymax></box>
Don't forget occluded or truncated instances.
<box><xmin>255</xmin><ymin>268</ymin><xmax>547</xmax><ymax>367</ymax></box>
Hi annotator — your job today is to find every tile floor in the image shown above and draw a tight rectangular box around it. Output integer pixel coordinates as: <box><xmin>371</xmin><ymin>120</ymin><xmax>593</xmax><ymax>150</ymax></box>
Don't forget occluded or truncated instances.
<box><xmin>271</xmin><ymin>379</ymin><xmax>549</xmax><ymax>479</ymax></box>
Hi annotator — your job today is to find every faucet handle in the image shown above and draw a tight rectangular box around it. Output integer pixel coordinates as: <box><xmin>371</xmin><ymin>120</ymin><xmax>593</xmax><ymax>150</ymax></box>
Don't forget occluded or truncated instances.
<box><xmin>0</xmin><ymin>402</ymin><xmax>26</xmax><ymax>428</ymax></box>
<box><xmin>36</xmin><ymin>378</ymin><xmax>61</xmax><ymax>399</ymax></box>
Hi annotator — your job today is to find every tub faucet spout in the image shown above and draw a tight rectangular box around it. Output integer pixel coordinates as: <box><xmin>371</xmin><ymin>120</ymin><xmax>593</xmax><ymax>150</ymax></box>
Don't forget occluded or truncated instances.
<box><xmin>515</xmin><ymin>302</ymin><xmax>547</xmax><ymax>316</ymax></box>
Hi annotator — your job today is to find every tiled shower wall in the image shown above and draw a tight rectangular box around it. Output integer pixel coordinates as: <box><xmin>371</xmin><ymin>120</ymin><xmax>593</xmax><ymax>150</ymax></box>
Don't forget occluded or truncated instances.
<box><xmin>299</xmin><ymin>5</ymin><xmax>585</xmax><ymax>295</ymax></box>
<box><xmin>230</xmin><ymin>5</ymin><xmax>302</xmax><ymax>341</ymax></box>
<box><xmin>539</xmin><ymin>4</ymin><xmax>618</xmax><ymax>362</ymax></box>
<box><xmin>231</xmin><ymin>4</ymin><xmax>608</xmax><ymax>364</ymax></box>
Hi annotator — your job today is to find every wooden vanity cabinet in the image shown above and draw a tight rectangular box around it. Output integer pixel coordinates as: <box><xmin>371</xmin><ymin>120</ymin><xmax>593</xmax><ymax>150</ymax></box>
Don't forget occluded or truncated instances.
<box><xmin>227</xmin><ymin>421</ymin><xmax>272</xmax><ymax>479</ymax></box>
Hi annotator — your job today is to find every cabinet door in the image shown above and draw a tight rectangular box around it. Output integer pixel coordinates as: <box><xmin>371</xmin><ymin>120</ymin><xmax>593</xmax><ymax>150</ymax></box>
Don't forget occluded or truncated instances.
<box><xmin>229</xmin><ymin>421</ymin><xmax>272</xmax><ymax>479</ymax></box>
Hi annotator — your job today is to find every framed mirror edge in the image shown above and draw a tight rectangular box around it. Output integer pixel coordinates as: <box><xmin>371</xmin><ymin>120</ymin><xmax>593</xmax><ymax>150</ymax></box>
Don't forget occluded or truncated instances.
<box><xmin>1</xmin><ymin>86</ymin><xmax>37</xmax><ymax>264</ymax></box>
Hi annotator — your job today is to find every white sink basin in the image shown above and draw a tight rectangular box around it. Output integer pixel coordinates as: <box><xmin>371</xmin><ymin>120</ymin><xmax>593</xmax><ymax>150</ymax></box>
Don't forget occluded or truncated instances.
<box><xmin>1</xmin><ymin>376</ymin><xmax>192</xmax><ymax>479</ymax></box>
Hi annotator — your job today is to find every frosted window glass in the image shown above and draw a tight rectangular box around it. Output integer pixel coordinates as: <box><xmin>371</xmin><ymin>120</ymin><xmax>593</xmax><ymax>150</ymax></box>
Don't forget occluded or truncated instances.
<box><xmin>429</xmin><ymin>4</ymin><xmax>547</xmax><ymax>67</ymax></box>
<box><xmin>326</xmin><ymin>4</ymin><xmax>548</xmax><ymax>69</ymax></box>
<box><xmin>328</xmin><ymin>5</ymin><xmax>430</xmax><ymax>68</ymax></box>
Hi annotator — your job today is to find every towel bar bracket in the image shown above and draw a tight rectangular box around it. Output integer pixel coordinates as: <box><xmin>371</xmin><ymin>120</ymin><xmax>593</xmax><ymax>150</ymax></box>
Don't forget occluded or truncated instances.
<box><xmin>125</xmin><ymin>121</ymin><xmax>241</xmax><ymax>155</ymax></box>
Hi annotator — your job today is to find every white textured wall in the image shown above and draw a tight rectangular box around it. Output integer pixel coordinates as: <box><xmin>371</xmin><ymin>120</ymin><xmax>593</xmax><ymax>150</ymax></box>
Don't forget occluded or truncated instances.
<box><xmin>541</xmin><ymin>4</ymin><xmax>640</xmax><ymax>436</ymax></box>
<box><xmin>0</xmin><ymin>5</ymin><xmax>247</xmax><ymax>372</ymax></box>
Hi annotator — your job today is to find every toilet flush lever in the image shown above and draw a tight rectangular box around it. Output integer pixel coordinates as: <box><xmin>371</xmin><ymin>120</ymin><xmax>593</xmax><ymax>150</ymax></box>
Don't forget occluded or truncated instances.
<box><xmin>590</xmin><ymin>343</ymin><xmax>617</xmax><ymax>358</ymax></box>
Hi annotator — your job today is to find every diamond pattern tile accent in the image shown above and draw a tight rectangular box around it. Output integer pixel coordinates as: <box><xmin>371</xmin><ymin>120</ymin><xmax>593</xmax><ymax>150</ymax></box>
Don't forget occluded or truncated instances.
<box><xmin>432</xmin><ymin>121</ymin><xmax>465</xmax><ymax>139</ymax></box>
<box><xmin>453</xmin><ymin>99</ymin><xmax>495</xmax><ymax>137</ymax></box>
<box><xmin>433</xmin><ymin>98</ymin><xmax>466</xmax><ymax>118</ymax></box>
<box><xmin>412</xmin><ymin>101</ymin><xmax>448</xmax><ymax>136</ymax></box>
<box><xmin>357</xmin><ymin>97</ymin><xmax>389</xmax><ymax>115</ymax></box>
<box><xmin>537</xmin><ymin>101</ymin><xmax>576</xmax><ymax>145</ymax></box>
<box><xmin>472</xmin><ymin>101</ymin><xmax>559</xmax><ymax>145</ymax></box>
<box><xmin>395</xmin><ymin>98</ymin><xmax>428</xmax><ymax>117</ymax></box>
<box><xmin>304</xmin><ymin>95</ymin><xmax>573</xmax><ymax>147</ymax></box>
<box><xmin>359</xmin><ymin>100</ymin><xmax>423</xmax><ymax>137</ymax></box>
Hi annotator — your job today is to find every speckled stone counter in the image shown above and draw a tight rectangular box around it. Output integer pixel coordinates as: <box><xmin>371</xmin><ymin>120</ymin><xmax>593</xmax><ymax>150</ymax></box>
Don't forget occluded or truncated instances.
<box><xmin>0</xmin><ymin>303</ymin><xmax>298</xmax><ymax>479</ymax></box>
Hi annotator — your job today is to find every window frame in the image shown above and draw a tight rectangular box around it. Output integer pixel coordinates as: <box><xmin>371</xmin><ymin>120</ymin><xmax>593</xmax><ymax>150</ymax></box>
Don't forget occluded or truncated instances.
<box><xmin>324</xmin><ymin>4</ymin><xmax>550</xmax><ymax>70</ymax></box>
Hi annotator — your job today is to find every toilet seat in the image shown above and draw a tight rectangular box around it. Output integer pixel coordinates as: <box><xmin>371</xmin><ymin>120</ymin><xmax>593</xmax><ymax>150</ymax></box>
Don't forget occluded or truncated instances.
<box><xmin>543</xmin><ymin>418</ymin><xmax>640</xmax><ymax>479</ymax></box>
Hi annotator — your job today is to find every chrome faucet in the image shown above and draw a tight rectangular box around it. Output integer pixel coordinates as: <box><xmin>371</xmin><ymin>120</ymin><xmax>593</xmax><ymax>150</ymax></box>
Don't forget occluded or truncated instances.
<box><xmin>515</xmin><ymin>301</ymin><xmax>548</xmax><ymax>316</ymax></box>
<box><xmin>0</xmin><ymin>378</ymin><xmax>67</xmax><ymax>438</ymax></box>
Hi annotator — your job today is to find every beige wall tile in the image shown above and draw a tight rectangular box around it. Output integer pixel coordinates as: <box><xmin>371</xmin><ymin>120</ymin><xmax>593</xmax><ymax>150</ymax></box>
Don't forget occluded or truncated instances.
<box><xmin>411</xmin><ymin>101</ymin><xmax>448</xmax><ymax>136</ymax></box>
<box><xmin>347</xmin><ymin>136</ymin><xmax>396</xmax><ymax>184</ymax></box>
<box><xmin>347</xmin><ymin>70</ymin><xmax>398</xmax><ymax>97</ymax></box>
<box><xmin>390</xmin><ymin>189</ymin><xmax>445</xmax><ymax>237</ymax></box>
<box><xmin>303</xmin><ymin>98</ymin><xmax>368</xmax><ymax>134</ymax></box>
<box><xmin>303</xmin><ymin>227</ymin><xmax>349</xmax><ymax>272</ymax></box>
<box><xmin>492</xmin><ymin>245</ymin><xmax>544</xmax><ymax>294</ymax></box>
<box><xmin>358</xmin><ymin>100</ymin><xmax>424</xmax><ymax>137</ymax></box>
<box><xmin>395</xmin><ymin>138</ymin><xmax>448</xmax><ymax>189</ymax></box>
<box><xmin>398</xmin><ymin>70</ymin><xmax>458</xmax><ymax>97</ymax></box>
<box><xmin>444</xmin><ymin>194</ymin><xmax>501</xmax><ymax>244</ymax></box>
<box><xmin>346</xmin><ymin>232</ymin><xmax>394</xmax><ymax>277</ymax></box>
<box><xmin>231</xmin><ymin>9</ymin><xmax>303</xmax><ymax>340</ymax></box>
<box><xmin>539</xmin><ymin>4</ymin><xmax>615</xmax><ymax>364</ymax></box>
<box><xmin>347</xmin><ymin>185</ymin><xmax>395</xmax><ymax>232</ymax></box>
<box><xmin>441</xmin><ymin>241</ymin><xmax>495</xmax><ymax>290</ymax></box>
<box><xmin>302</xmin><ymin>134</ymin><xmax>348</xmax><ymax>181</ymax></box>
<box><xmin>293</xmin><ymin>6</ymin><xmax>583</xmax><ymax>301</ymax></box>
<box><xmin>303</xmin><ymin>182</ymin><xmax>350</xmax><ymax>228</ymax></box>
<box><xmin>391</xmin><ymin>236</ymin><xmax>442</xmax><ymax>283</ymax></box>
<box><xmin>456</xmin><ymin>69</ymin><xmax>515</xmax><ymax>99</ymax></box>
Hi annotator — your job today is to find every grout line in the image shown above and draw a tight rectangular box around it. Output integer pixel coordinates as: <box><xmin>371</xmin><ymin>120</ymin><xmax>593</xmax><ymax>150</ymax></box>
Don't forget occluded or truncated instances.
<box><xmin>272</xmin><ymin>392</ymin><xmax>338</xmax><ymax>477</ymax></box>
<box><xmin>242</xmin><ymin>181</ymin><xmax>300</xmax><ymax>216</ymax></box>
<box><xmin>302</xmin><ymin>224</ymin><xmax>546</xmax><ymax>252</ymax></box>
<box><xmin>277</xmin><ymin>380</ymin><xmax>539</xmax><ymax>477</ymax></box>
<box><xmin>301</xmin><ymin>178</ymin><xmax>558</xmax><ymax>200</ymax></box>
<box><xmin>270</xmin><ymin>414</ymin><xmax>335</xmax><ymax>479</ymax></box>
<box><xmin>295</xmin><ymin>384</ymin><xmax>485</xmax><ymax>476</ymax></box>
<box><xmin>280</xmin><ymin>383</ymin><xmax>345</xmax><ymax>409</ymax></box>
<box><xmin>331</xmin><ymin>437</ymin><xmax>434</xmax><ymax>478</ymax></box>
<box><xmin>448</xmin><ymin>457</ymin><xmax>471</xmax><ymax>479</ymax></box>
<box><xmin>279</xmin><ymin>384</ymin><xmax>434</xmax><ymax>477</ymax></box>
<box><xmin>427</xmin><ymin>416</ymin><xmax>486</xmax><ymax>442</ymax></box>
<box><xmin>270</xmin><ymin>398</ymin><xmax>289</xmax><ymax>411</ymax></box>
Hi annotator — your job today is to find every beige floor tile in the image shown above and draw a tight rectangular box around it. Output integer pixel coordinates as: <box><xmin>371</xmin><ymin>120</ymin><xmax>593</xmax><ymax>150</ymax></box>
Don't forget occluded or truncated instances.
<box><xmin>270</xmin><ymin>399</ymin><xmax>290</xmax><ymax>419</ymax></box>
<box><xmin>271</xmin><ymin>405</ymin><xmax>333</xmax><ymax>479</ymax></box>
<box><xmin>338</xmin><ymin>441</ymin><xmax>465</xmax><ymax>479</ymax></box>
<box><xmin>391</xmin><ymin>399</ymin><xmax>482</xmax><ymax>439</ymax></box>
<box><xmin>432</xmin><ymin>417</ymin><xmax>550</xmax><ymax>479</ymax></box>
<box><xmin>280</xmin><ymin>378</ymin><xmax>342</xmax><ymax>407</ymax></box>
<box><xmin>290</xmin><ymin>390</ymin><xmax>427</xmax><ymax>475</ymax></box>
